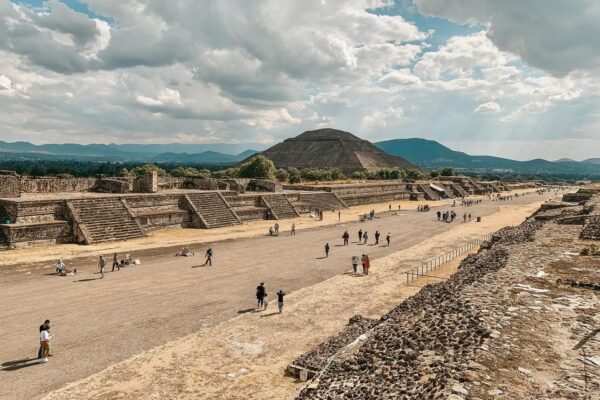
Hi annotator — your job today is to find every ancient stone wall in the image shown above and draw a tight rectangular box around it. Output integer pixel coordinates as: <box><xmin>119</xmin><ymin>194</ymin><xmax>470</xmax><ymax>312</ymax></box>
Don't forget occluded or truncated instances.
<box><xmin>19</xmin><ymin>177</ymin><xmax>98</xmax><ymax>193</ymax></box>
<box><xmin>0</xmin><ymin>172</ymin><xmax>21</xmax><ymax>198</ymax></box>
<box><xmin>5</xmin><ymin>222</ymin><xmax>73</xmax><ymax>248</ymax></box>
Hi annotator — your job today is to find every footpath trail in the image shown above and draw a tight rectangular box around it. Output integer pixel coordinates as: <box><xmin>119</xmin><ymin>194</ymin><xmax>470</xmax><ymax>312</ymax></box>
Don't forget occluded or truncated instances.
<box><xmin>0</xmin><ymin>191</ymin><xmax>561</xmax><ymax>400</ymax></box>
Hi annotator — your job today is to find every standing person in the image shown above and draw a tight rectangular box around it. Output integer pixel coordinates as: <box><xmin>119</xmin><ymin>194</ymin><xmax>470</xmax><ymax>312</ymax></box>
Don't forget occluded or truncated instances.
<box><xmin>374</xmin><ymin>231</ymin><xmax>380</xmax><ymax>245</ymax></box>
<box><xmin>325</xmin><ymin>243</ymin><xmax>330</xmax><ymax>258</ymax></box>
<box><xmin>112</xmin><ymin>253</ymin><xmax>120</xmax><ymax>272</ymax></box>
<box><xmin>98</xmin><ymin>255</ymin><xmax>106</xmax><ymax>279</ymax></box>
<box><xmin>386</xmin><ymin>233</ymin><xmax>391</xmax><ymax>246</ymax></box>
<box><xmin>274</xmin><ymin>223</ymin><xmax>280</xmax><ymax>236</ymax></box>
<box><xmin>437</xmin><ymin>210</ymin><xmax>441</xmax><ymax>221</ymax></box>
<box><xmin>364</xmin><ymin>255</ymin><xmax>371</xmax><ymax>275</ymax></box>
<box><xmin>263</xmin><ymin>293</ymin><xmax>269</xmax><ymax>311</ymax></box>
<box><xmin>291</xmin><ymin>223</ymin><xmax>296</xmax><ymax>236</ymax></box>
<box><xmin>277</xmin><ymin>290</ymin><xmax>285</xmax><ymax>313</ymax></box>
<box><xmin>361</xmin><ymin>254</ymin><xmax>366</xmax><ymax>274</ymax></box>
<box><xmin>463</xmin><ymin>213</ymin><xmax>467</xmax><ymax>223</ymax></box>
<box><xmin>256</xmin><ymin>282</ymin><xmax>265</xmax><ymax>309</ymax></box>
<box><xmin>40</xmin><ymin>325</ymin><xmax>52</xmax><ymax>363</ymax></box>
<box><xmin>389</xmin><ymin>204</ymin><xmax>392</xmax><ymax>211</ymax></box>
<box><xmin>352</xmin><ymin>256</ymin><xmax>359</xmax><ymax>274</ymax></box>
<box><xmin>204</xmin><ymin>246</ymin><xmax>213</xmax><ymax>266</ymax></box>
<box><xmin>338</xmin><ymin>210</ymin><xmax>341</xmax><ymax>221</ymax></box>
<box><xmin>363</xmin><ymin>231</ymin><xmax>368</xmax><ymax>245</ymax></box>
<box><xmin>342</xmin><ymin>230</ymin><xmax>349</xmax><ymax>246</ymax></box>
<box><xmin>468</xmin><ymin>213</ymin><xmax>472</xmax><ymax>222</ymax></box>
<box><xmin>37</xmin><ymin>320</ymin><xmax>50</xmax><ymax>359</ymax></box>
<box><xmin>358</xmin><ymin>229</ymin><xmax>363</xmax><ymax>243</ymax></box>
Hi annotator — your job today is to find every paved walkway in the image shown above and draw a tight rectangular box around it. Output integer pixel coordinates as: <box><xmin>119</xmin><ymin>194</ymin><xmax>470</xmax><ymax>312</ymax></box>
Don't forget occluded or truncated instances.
<box><xmin>0</xmin><ymin>192</ymin><xmax>561</xmax><ymax>399</ymax></box>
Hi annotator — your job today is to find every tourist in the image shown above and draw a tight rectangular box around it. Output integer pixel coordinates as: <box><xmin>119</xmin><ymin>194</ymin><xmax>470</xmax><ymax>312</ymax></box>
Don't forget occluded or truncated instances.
<box><xmin>40</xmin><ymin>325</ymin><xmax>52</xmax><ymax>363</ymax></box>
<box><xmin>55</xmin><ymin>259</ymin><xmax>65</xmax><ymax>275</ymax></box>
<box><xmin>291</xmin><ymin>223</ymin><xmax>296</xmax><ymax>236</ymax></box>
<box><xmin>468</xmin><ymin>213</ymin><xmax>472</xmax><ymax>222</ymax></box>
<box><xmin>364</xmin><ymin>255</ymin><xmax>371</xmax><ymax>275</ymax></box>
<box><xmin>437</xmin><ymin>211</ymin><xmax>441</xmax><ymax>221</ymax></box>
<box><xmin>358</xmin><ymin>229</ymin><xmax>363</xmax><ymax>243</ymax></box>
<box><xmin>361</xmin><ymin>254</ymin><xmax>366</xmax><ymax>274</ymax></box>
<box><xmin>204</xmin><ymin>247</ymin><xmax>213</xmax><ymax>266</ymax></box>
<box><xmin>269</xmin><ymin>226</ymin><xmax>274</xmax><ymax>236</ymax></box>
<box><xmin>325</xmin><ymin>243</ymin><xmax>330</xmax><ymax>258</ymax></box>
<box><xmin>386</xmin><ymin>233</ymin><xmax>391</xmax><ymax>246</ymax></box>
<box><xmin>352</xmin><ymin>256</ymin><xmax>359</xmax><ymax>274</ymax></box>
<box><xmin>98</xmin><ymin>255</ymin><xmax>106</xmax><ymax>279</ymax></box>
<box><xmin>256</xmin><ymin>282</ymin><xmax>265</xmax><ymax>309</ymax></box>
<box><xmin>37</xmin><ymin>320</ymin><xmax>50</xmax><ymax>359</ymax></box>
<box><xmin>274</xmin><ymin>223</ymin><xmax>280</xmax><ymax>236</ymax></box>
<box><xmin>338</xmin><ymin>210</ymin><xmax>341</xmax><ymax>221</ymax></box>
<box><xmin>389</xmin><ymin>204</ymin><xmax>391</xmax><ymax>211</ymax></box>
<box><xmin>363</xmin><ymin>231</ymin><xmax>368</xmax><ymax>244</ymax></box>
<box><xmin>374</xmin><ymin>230</ymin><xmax>380</xmax><ymax>245</ymax></box>
<box><xmin>277</xmin><ymin>290</ymin><xmax>285</xmax><ymax>313</ymax></box>
<box><xmin>263</xmin><ymin>293</ymin><xmax>269</xmax><ymax>310</ymax></box>
<box><xmin>112</xmin><ymin>252</ymin><xmax>120</xmax><ymax>272</ymax></box>
<box><xmin>463</xmin><ymin>213</ymin><xmax>467</xmax><ymax>223</ymax></box>
<box><xmin>342</xmin><ymin>230</ymin><xmax>349</xmax><ymax>246</ymax></box>
<box><xmin>398</xmin><ymin>205</ymin><xmax>401</xmax><ymax>211</ymax></box>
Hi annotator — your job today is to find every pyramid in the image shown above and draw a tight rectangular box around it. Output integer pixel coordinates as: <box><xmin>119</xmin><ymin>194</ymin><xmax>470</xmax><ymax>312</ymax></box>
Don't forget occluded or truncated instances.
<box><xmin>257</xmin><ymin>128</ymin><xmax>419</xmax><ymax>174</ymax></box>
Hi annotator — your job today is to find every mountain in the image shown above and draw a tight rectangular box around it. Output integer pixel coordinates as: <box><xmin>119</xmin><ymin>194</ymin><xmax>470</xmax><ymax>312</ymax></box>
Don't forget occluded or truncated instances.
<box><xmin>554</xmin><ymin>158</ymin><xmax>576</xmax><ymax>163</ymax></box>
<box><xmin>151</xmin><ymin>150</ymin><xmax>258</xmax><ymax>164</ymax></box>
<box><xmin>583</xmin><ymin>158</ymin><xmax>600</xmax><ymax>165</ymax></box>
<box><xmin>0</xmin><ymin>140</ymin><xmax>262</xmax><ymax>163</ymax></box>
<box><xmin>376</xmin><ymin>138</ymin><xmax>600</xmax><ymax>178</ymax></box>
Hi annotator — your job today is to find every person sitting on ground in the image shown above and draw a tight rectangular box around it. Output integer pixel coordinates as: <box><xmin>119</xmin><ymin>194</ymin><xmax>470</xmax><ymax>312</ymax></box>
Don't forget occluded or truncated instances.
<box><xmin>269</xmin><ymin>226</ymin><xmax>274</xmax><ymax>236</ymax></box>
<box><xmin>56</xmin><ymin>259</ymin><xmax>66</xmax><ymax>275</ymax></box>
<box><xmin>181</xmin><ymin>246</ymin><xmax>192</xmax><ymax>256</ymax></box>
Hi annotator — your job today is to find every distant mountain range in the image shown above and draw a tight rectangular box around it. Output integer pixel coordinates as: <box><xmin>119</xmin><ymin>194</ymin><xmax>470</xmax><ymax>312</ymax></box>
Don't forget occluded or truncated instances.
<box><xmin>0</xmin><ymin>137</ymin><xmax>598</xmax><ymax>178</ymax></box>
<box><xmin>0</xmin><ymin>140</ymin><xmax>261</xmax><ymax>164</ymax></box>
<box><xmin>375</xmin><ymin>138</ymin><xmax>600</xmax><ymax>178</ymax></box>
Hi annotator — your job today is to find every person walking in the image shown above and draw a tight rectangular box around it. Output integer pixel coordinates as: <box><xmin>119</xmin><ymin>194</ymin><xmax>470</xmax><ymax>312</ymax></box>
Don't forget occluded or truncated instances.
<box><xmin>352</xmin><ymin>256</ymin><xmax>359</xmax><ymax>274</ymax></box>
<box><xmin>361</xmin><ymin>254</ymin><xmax>366</xmax><ymax>274</ymax></box>
<box><xmin>263</xmin><ymin>293</ymin><xmax>269</xmax><ymax>311</ymax></box>
<box><xmin>463</xmin><ymin>213</ymin><xmax>467</xmax><ymax>223</ymax></box>
<box><xmin>256</xmin><ymin>282</ymin><xmax>265</xmax><ymax>309</ymax></box>
<box><xmin>358</xmin><ymin>229</ymin><xmax>363</xmax><ymax>243</ymax></box>
<box><xmin>364</xmin><ymin>255</ymin><xmax>371</xmax><ymax>275</ymax></box>
<box><xmin>374</xmin><ymin>231</ymin><xmax>380</xmax><ymax>245</ymax></box>
<box><xmin>37</xmin><ymin>320</ymin><xmax>50</xmax><ymax>359</ymax></box>
<box><xmin>338</xmin><ymin>210</ymin><xmax>341</xmax><ymax>221</ymax></box>
<box><xmin>325</xmin><ymin>243</ymin><xmax>330</xmax><ymax>258</ymax></box>
<box><xmin>98</xmin><ymin>255</ymin><xmax>106</xmax><ymax>279</ymax></box>
<box><xmin>112</xmin><ymin>253</ymin><xmax>120</xmax><ymax>272</ymax></box>
<box><xmin>291</xmin><ymin>223</ymin><xmax>296</xmax><ymax>236</ymax></box>
<box><xmin>274</xmin><ymin>223</ymin><xmax>280</xmax><ymax>236</ymax></box>
<box><xmin>386</xmin><ymin>233</ymin><xmax>391</xmax><ymax>246</ymax></box>
<box><xmin>204</xmin><ymin>246</ymin><xmax>213</xmax><ymax>266</ymax></box>
<box><xmin>40</xmin><ymin>325</ymin><xmax>52</xmax><ymax>363</ymax></box>
<box><xmin>437</xmin><ymin>210</ymin><xmax>441</xmax><ymax>221</ymax></box>
<box><xmin>363</xmin><ymin>231</ymin><xmax>368</xmax><ymax>245</ymax></box>
<box><xmin>277</xmin><ymin>290</ymin><xmax>285</xmax><ymax>313</ymax></box>
<box><xmin>342</xmin><ymin>230</ymin><xmax>349</xmax><ymax>246</ymax></box>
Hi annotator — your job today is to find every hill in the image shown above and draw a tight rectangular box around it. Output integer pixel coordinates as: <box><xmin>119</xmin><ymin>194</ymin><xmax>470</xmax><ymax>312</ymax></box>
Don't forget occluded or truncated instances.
<box><xmin>376</xmin><ymin>138</ymin><xmax>600</xmax><ymax>179</ymax></box>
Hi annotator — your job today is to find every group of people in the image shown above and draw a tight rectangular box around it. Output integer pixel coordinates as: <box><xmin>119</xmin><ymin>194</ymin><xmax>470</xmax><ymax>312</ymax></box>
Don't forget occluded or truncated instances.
<box><xmin>460</xmin><ymin>199</ymin><xmax>482</xmax><ymax>207</ymax></box>
<box><xmin>255</xmin><ymin>282</ymin><xmax>286</xmax><ymax>313</ymax></box>
<box><xmin>269</xmin><ymin>222</ymin><xmax>296</xmax><ymax>236</ymax></box>
<box><xmin>97</xmin><ymin>253</ymin><xmax>134</xmax><ymax>278</ymax></box>
<box><xmin>351</xmin><ymin>254</ymin><xmax>371</xmax><ymax>275</ymax></box>
<box><xmin>417</xmin><ymin>204</ymin><xmax>431</xmax><ymax>212</ymax></box>
<box><xmin>55</xmin><ymin>259</ymin><xmax>75</xmax><ymax>276</ymax></box>
<box><xmin>437</xmin><ymin>210</ymin><xmax>457</xmax><ymax>223</ymax></box>
<box><xmin>360</xmin><ymin>209</ymin><xmax>377</xmax><ymax>221</ymax></box>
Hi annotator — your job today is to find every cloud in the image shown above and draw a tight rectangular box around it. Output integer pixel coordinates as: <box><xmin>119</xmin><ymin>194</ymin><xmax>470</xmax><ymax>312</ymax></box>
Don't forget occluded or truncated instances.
<box><xmin>474</xmin><ymin>101</ymin><xmax>501</xmax><ymax>113</ymax></box>
<box><xmin>414</xmin><ymin>0</ymin><xmax>600</xmax><ymax>76</ymax></box>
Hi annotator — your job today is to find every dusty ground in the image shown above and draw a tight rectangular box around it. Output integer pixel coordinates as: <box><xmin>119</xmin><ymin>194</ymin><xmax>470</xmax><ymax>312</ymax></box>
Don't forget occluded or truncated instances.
<box><xmin>0</xmin><ymin>190</ymin><xmax>560</xmax><ymax>400</ymax></box>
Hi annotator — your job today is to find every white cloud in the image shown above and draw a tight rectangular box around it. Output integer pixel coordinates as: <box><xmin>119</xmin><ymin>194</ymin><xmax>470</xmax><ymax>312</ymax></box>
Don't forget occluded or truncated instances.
<box><xmin>474</xmin><ymin>101</ymin><xmax>501</xmax><ymax>113</ymax></box>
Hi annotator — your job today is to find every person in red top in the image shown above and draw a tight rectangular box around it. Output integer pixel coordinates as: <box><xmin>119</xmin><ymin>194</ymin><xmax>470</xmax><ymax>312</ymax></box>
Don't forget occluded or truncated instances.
<box><xmin>364</xmin><ymin>255</ymin><xmax>371</xmax><ymax>275</ymax></box>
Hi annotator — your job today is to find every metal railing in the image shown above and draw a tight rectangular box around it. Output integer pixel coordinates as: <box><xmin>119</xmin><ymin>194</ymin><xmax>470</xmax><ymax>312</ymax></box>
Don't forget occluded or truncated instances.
<box><xmin>405</xmin><ymin>233</ymin><xmax>493</xmax><ymax>284</ymax></box>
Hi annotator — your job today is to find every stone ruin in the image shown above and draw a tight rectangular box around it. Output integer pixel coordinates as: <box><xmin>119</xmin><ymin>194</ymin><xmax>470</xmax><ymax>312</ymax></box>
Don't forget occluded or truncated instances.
<box><xmin>0</xmin><ymin>169</ymin><xmax>540</xmax><ymax>249</ymax></box>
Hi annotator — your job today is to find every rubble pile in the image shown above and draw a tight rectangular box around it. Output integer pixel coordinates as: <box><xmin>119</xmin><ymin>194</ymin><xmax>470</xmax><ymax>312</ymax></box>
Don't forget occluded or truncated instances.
<box><xmin>296</xmin><ymin>222</ymin><xmax>543</xmax><ymax>399</ymax></box>
<box><xmin>291</xmin><ymin>315</ymin><xmax>378</xmax><ymax>373</ymax></box>
<box><xmin>581</xmin><ymin>214</ymin><xmax>600</xmax><ymax>240</ymax></box>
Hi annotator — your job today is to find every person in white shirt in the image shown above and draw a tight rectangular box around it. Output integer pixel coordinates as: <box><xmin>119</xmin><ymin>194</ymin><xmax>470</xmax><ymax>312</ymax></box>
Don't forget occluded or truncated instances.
<box><xmin>40</xmin><ymin>327</ymin><xmax>52</xmax><ymax>363</ymax></box>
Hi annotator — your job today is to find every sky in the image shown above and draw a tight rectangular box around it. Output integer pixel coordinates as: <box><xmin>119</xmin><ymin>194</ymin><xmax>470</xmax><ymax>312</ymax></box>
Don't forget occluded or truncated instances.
<box><xmin>0</xmin><ymin>0</ymin><xmax>599</xmax><ymax>161</ymax></box>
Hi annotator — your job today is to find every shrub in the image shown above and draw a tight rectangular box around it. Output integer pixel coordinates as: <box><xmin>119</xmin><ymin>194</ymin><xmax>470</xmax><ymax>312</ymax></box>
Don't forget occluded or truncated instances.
<box><xmin>238</xmin><ymin>155</ymin><xmax>276</xmax><ymax>180</ymax></box>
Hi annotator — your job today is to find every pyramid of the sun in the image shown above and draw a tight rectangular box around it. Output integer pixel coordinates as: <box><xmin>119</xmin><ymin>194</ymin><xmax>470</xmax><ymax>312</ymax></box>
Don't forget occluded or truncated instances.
<box><xmin>258</xmin><ymin>128</ymin><xmax>419</xmax><ymax>174</ymax></box>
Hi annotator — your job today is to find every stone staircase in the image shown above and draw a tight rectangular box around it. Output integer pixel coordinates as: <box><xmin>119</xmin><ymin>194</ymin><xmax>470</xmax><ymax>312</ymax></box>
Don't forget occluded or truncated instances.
<box><xmin>68</xmin><ymin>198</ymin><xmax>145</xmax><ymax>244</ymax></box>
<box><xmin>418</xmin><ymin>184</ymin><xmax>440</xmax><ymax>201</ymax></box>
<box><xmin>262</xmin><ymin>195</ymin><xmax>300</xmax><ymax>219</ymax></box>
<box><xmin>296</xmin><ymin>193</ymin><xmax>347</xmax><ymax>211</ymax></box>
<box><xmin>186</xmin><ymin>192</ymin><xmax>241</xmax><ymax>228</ymax></box>
<box><xmin>451</xmin><ymin>183</ymin><xmax>469</xmax><ymax>197</ymax></box>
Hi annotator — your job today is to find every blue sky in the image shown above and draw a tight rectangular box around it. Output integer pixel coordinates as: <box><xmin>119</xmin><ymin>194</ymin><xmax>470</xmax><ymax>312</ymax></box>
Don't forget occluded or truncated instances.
<box><xmin>0</xmin><ymin>0</ymin><xmax>599</xmax><ymax>160</ymax></box>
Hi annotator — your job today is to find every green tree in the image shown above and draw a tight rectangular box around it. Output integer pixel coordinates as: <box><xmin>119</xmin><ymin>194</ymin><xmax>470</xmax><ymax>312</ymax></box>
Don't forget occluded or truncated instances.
<box><xmin>287</xmin><ymin>167</ymin><xmax>301</xmax><ymax>183</ymax></box>
<box><xmin>439</xmin><ymin>167</ymin><xmax>454</xmax><ymax>177</ymax></box>
<box><xmin>275</xmin><ymin>168</ymin><xmax>290</xmax><ymax>182</ymax></box>
<box><xmin>212</xmin><ymin>167</ymin><xmax>240</xmax><ymax>178</ymax></box>
<box><xmin>171</xmin><ymin>166</ymin><xmax>211</xmax><ymax>178</ymax></box>
<box><xmin>239</xmin><ymin>155</ymin><xmax>276</xmax><ymax>179</ymax></box>
<box><xmin>130</xmin><ymin>164</ymin><xmax>168</xmax><ymax>177</ymax></box>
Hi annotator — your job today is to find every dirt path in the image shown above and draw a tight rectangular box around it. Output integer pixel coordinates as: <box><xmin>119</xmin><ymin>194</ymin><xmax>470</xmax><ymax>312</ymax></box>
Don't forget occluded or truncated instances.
<box><xmin>0</xmin><ymin>191</ymin><xmax>561</xmax><ymax>400</ymax></box>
